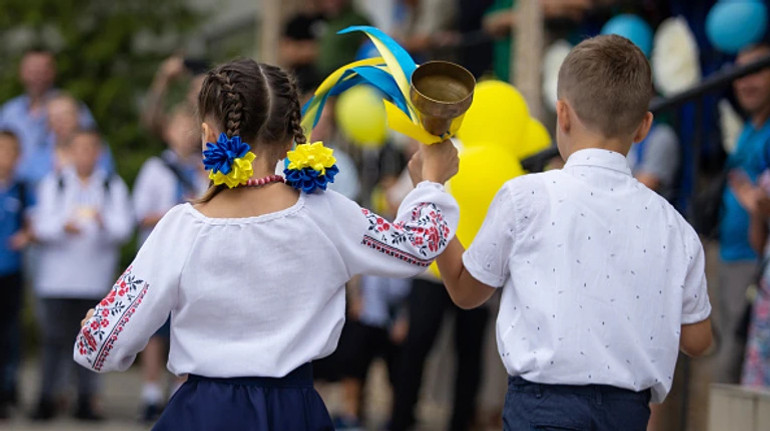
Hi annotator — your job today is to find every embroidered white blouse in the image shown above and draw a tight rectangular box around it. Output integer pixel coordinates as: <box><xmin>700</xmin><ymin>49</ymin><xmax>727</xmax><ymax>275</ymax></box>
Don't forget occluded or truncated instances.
<box><xmin>74</xmin><ymin>182</ymin><xmax>458</xmax><ymax>378</ymax></box>
<box><xmin>463</xmin><ymin>149</ymin><xmax>711</xmax><ymax>403</ymax></box>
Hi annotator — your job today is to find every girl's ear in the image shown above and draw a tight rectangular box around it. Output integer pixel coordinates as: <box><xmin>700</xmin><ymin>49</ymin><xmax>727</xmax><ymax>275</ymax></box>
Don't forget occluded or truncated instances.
<box><xmin>200</xmin><ymin>122</ymin><xmax>218</xmax><ymax>150</ymax></box>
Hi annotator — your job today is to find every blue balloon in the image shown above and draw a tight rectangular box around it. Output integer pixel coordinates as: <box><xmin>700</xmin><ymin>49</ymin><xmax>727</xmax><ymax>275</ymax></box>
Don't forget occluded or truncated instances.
<box><xmin>601</xmin><ymin>14</ymin><xmax>654</xmax><ymax>57</ymax></box>
<box><xmin>355</xmin><ymin>40</ymin><xmax>379</xmax><ymax>61</ymax></box>
<box><xmin>706</xmin><ymin>1</ymin><xmax>768</xmax><ymax>54</ymax></box>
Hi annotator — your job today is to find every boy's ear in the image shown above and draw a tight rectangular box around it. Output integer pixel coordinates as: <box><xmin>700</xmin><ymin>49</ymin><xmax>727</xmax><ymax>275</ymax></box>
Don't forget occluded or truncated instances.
<box><xmin>556</xmin><ymin>100</ymin><xmax>571</xmax><ymax>134</ymax></box>
<box><xmin>632</xmin><ymin>112</ymin><xmax>654</xmax><ymax>144</ymax></box>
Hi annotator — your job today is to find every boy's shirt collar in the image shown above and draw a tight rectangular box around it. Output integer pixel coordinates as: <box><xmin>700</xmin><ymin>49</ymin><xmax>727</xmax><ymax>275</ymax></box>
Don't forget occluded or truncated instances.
<box><xmin>564</xmin><ymin>148</ymin><xmax>632</xmax><ymax>176</ymax></box>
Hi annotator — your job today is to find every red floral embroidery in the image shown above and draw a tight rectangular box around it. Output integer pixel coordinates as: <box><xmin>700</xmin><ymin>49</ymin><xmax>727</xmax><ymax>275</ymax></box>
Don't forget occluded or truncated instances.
<box><xmin>75</xmin><ymin>266</ymin><xmax>149</xmax><ymax>371</ymax></box>
<box><xmin>361</xmin><ymin>202</ymin><xmax>450</xmax><ymax>266</ymax></box>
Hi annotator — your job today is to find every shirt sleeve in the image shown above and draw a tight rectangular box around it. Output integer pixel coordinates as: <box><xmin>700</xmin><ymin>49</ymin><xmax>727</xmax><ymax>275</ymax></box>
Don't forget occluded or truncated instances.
<box><xmin>73</xmin><ymin>206</ymin><xmax>194</xmax><ymax>373</ymax></box>
<box><xmin>681</xmin><ymin>228</ymin><xmax>711</xmax><ymax>324</ymax></box>
<box><xmin>333</xmin><ymin>181</ymin><xmax>459</xmax><ymax>279</ymax></box>
<box><xmin>462</xmin><ymin>185</ymin><xmax>516</xmax><ymax>288</ymax></box>
<box><xmin>100</xmin><ymin>177</ymin><xmax>134</xmax><ymax>244</ymax></box>
<box><xmin>32</xmin><ymin>176</ymin><xmax>68</xmax><ymax>243</ymax></box>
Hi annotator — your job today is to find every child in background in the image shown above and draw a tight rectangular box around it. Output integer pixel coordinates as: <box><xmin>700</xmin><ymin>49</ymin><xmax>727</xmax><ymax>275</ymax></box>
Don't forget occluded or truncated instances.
<box><xmin>0</xmin><ymin>131</ymin><xmax>34</xmax><ymax>419</ymax></box>
<box><xmin>46</xmin><ymin>94</ymin><xmax>114</xmax><ymax>177</ymax></box>
<box><xmin>434</xmin><ymin>35</ymin><xmax>713</xmax><ymax>430</ymax></box>
<box><xmin>73</xmin><ymin>59</ymin><xmax>459</xmax><ymax>430</ymax></box>
<box><xmin>31</xmin><ymin>130</ymin><xmax>133</xmax><ymax>421</ymax></box>
<box><xmin>730</xmin><ymin>169</ymin><xmax>770</xmax><ymax>387</ymax></box>
<box><xmin>133</xmin><ymin>104</ymin><xmax>207</xmax><ymax>422</ymax></box>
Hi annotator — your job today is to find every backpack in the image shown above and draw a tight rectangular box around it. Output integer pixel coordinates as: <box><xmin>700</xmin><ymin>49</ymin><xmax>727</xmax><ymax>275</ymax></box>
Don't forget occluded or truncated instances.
<box><xmin>57</xmin><ymin>174</ymin><xmax>114</xmax><ymax>205</ymax></box>
<box><xmin>159</xmin><ymin>152</ymin><xmax>199</xmax><ymax>198</ymax></box>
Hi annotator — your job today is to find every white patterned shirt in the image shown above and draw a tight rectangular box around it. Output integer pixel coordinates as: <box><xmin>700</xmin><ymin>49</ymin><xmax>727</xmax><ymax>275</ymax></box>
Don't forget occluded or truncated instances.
<box><xmin>34</xmin><ymin>168</ymin><xmax>133</xmax><ymax>299</ymax></box>
<box><xmin>463</xmin><ymin>148</ymin><xmax>711</xmax><ymax>402</ymax></box>
<box><xmin>74</xmin><ymin>182</ymin><xmax>458</xmax><ymax>378</ymax></box>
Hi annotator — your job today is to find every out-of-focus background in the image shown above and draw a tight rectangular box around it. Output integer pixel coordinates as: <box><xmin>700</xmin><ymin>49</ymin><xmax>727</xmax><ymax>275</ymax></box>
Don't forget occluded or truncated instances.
<box><xmin>2</xmin><ymin>0</ymin><xmax>770</xmax><ymax>430</ymax></box>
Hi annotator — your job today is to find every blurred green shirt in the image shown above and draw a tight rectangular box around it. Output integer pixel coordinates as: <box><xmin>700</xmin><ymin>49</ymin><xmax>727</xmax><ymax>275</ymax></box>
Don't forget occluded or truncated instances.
<box><xmin>316</xmin><ymin>6</ymin><xmax>371</xmax><ymax>78</ymax></box>
<box><xmin>485</xmin><ymin>0</ymin><xmax>516</xmax><ymax>82</ymax></box>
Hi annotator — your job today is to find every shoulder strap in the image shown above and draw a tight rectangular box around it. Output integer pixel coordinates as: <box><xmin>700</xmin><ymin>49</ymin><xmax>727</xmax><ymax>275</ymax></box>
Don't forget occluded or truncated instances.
<box><xmin>15</xmin><ymin>180</ymin><xmax>28</xmax><ymax>226</ymax></box>
<box><xmin>160</xmin><ymin>153</ymin><xmax>197</xmax><ymax>194</ymax></box>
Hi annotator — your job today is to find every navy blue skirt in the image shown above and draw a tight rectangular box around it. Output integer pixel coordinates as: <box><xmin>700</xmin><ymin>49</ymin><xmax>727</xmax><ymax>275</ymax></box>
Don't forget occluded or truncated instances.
<box><xmin>152</xmin><ymin>364</ymin><xmax>333</xmax><ymax>431</ymax></box>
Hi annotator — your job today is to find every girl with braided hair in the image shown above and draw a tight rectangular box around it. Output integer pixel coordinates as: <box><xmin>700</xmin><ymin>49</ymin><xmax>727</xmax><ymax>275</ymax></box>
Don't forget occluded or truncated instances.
<box><xmin>71</xmin><ymin>58</ymin><xmax>460</xmax><ymax>430</ymax></box>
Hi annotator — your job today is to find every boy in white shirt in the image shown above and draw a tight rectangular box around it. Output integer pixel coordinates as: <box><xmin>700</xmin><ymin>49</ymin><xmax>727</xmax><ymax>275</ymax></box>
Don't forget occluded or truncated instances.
<box><xmin>432</xmin><ymin>35</ymin><xmax>713</xmax><ymax>430</ymax></box>
<box><xmin>31</xmin><ymin>130</ymin><xmax>132</xmax><ymax>421</ymax></box>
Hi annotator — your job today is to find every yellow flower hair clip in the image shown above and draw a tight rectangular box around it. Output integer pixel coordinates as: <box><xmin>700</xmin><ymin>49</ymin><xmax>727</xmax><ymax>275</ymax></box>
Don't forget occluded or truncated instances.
<box><xmin>284</xmin><ymin>142</ymin><xmax>339</xmax><ymax>193</ymax></box>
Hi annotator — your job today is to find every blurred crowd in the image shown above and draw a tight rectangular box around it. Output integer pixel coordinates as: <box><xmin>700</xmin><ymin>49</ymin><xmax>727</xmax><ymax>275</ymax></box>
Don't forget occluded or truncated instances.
<box><xmin>2</xmin><ymin>0</ymin><xmax>770</xmax><ymax>430</ymax></box>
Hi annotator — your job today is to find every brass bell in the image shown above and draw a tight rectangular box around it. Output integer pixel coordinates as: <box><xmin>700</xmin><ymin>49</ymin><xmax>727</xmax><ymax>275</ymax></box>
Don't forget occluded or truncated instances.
<box><xmin>409</xmin><ymin>61</ymin><xmax>476</xmax><ymax>138</ymax></box>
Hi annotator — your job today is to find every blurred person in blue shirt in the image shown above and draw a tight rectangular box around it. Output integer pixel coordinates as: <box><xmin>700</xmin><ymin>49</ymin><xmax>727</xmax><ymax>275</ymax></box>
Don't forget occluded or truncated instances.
<box><xmin>0</xmin><ymin>130</ymin><xmax>35</xmax><ymax>418</ymax></box>
<box><xmin>0</xmin><ymin>49</ymin><xmax>112</xmax><ymax>187</ymax></box>
<box><xmin>715</xmin><ymin>42</ymin><xmax>770</xmax><ymax>384</ymax></box>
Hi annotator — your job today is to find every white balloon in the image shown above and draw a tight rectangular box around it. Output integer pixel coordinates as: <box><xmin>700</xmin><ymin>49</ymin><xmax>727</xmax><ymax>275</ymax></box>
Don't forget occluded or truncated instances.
<box><xmin>652</xmin><ymin>17</ymin><xmax>701</xmax><ymax>96</ymax></box>
<box><xmin>718</xmin><ymin>99</ymin><xmax>743</xmax><ymax>155</ymax></box>
<box><xmin>542</xmin><ymin>40</ymin><xmax>572</xmax><ymax>113</ymax></box>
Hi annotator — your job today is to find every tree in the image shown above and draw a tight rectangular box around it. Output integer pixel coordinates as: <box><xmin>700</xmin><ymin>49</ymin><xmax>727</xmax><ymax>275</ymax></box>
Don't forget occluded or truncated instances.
<box><xmin>0</xmin><ymin>0</ymin><xmax>199</xmax><ymax>183</ymax></box>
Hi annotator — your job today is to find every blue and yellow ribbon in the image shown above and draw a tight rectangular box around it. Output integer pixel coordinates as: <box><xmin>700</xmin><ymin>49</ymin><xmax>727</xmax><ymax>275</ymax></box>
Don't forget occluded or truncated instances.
<box><xmin>202</xmin><ymin>133</ymin><xmax>256</xmax><ymax>188</ymax></box>
<box><xmin>299</xmin><ymin>26</ymin><xmax>453</xmax><ymax>145</ymax></box>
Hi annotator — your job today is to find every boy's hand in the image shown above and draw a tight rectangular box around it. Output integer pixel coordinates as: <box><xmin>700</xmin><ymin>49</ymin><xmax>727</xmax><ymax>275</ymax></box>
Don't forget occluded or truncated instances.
<box><xmin>420</xmin><ymin>140</ymin><xmax>459</xmax><ymax>184</ymax></box>
<box><xmin>8</xmin><ymin>230</ymin><xmax>31</xmax><ymax>250</ymax></box>
<box><xmin>81</xmin><ymin>308</ymin><xmax>95</xmax><ymax>327</ymax></box>
<box><xmin>64</xmin><ymin>221</ymin><xmax>81</xmax><ymax>235</ymax></box>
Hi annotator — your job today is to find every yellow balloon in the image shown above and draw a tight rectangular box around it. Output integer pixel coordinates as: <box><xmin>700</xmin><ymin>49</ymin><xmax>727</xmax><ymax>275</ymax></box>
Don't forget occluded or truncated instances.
<box><xmin>456</xmin><ymin>80</ymin><xmax>529</xmax><ymax>150</ymax></box>
<box><xmin>515</xmin><ymin>117</ymin><xmax>552</xmax><ymax>160</ymax></box>
<box><xmin>429</xmin><ymin>145</ymin><xmax>524</xmax><ymax>279</ymax></box>
<box><xmin>428</xmin><ymin>261</ymin><xmax>441</xmax><ymax>279</ymax></box>
<box><xmin>335</xmin><ymin>85</ymin><xmax>387</xmax><ymax>148</ymax></box>
<box><xmin>448</xmin><ymin>145</ymin><xmax>525</xmax><ymax>247</ymax></box>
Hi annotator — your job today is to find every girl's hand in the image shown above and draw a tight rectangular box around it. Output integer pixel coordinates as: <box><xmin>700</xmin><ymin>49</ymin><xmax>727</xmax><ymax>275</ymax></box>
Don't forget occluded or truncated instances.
<box><xmin>81</xmin><ymin>308</ymin><xmax>95</xmax><ymax>328</ymax></box>
<box><xmin>420</xmin><ymin>140</ymin><xmax>459</xmax><ymax>184</ymax></box>
<box><xmin>408</xmin><ymin>150</ymin><xmax>424</xmax><ymax>186</ymax></box>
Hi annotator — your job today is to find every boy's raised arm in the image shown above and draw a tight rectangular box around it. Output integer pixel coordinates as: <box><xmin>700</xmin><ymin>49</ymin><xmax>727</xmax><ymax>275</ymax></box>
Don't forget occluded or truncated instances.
<box><xmin>436</xmin><ymin>237</ymin><xmax>496</xmax><ymax>309</ymax></box>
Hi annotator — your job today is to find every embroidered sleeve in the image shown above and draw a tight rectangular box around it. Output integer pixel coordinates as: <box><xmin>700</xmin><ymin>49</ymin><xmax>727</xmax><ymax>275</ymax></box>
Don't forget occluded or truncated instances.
<box><xmin>75</xmin><ymin>267</ymin><xmax>150</xmax><ymax>371</ymax></box>
<box><xmin>341</xmin><ymin>181</ymin><xmax>459</xmax><ymax>278</ymax></box>
<box><xmin>360</xmin><ymin>203</ymin><xmax>450</xmax><ymax>267</ymax></box>
<box><xmin>73</xmin><ymin>206</ymin><xmax>189</xmax><ymax>373</ymax></box>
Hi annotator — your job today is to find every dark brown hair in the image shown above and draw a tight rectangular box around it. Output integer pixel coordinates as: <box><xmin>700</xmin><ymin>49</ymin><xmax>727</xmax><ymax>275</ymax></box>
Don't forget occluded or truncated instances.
<box><xmin>196</xmin><ymin>59</ymin><xmax>305</xmax><ymax>203</ymax></box>
<box><xmin>557</xmin><ymin>34</ymin><xmax>653</xmax><ymax>138</ymax></box>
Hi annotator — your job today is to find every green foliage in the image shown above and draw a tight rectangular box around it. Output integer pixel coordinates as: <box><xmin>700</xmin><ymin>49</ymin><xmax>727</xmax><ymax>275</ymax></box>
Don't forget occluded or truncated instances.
<box><xmin>1</xmin><ymin>2</ymin><xmax>201</xmax><ymax>345</ymax></box>
<box><xmin>0</xmin><ymin>0</ymin><xmax>200</xmax><ymax>185</ymax></box>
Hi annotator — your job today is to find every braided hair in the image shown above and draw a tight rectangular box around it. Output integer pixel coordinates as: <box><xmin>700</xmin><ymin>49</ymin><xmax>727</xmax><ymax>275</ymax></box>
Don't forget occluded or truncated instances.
<box><xmin>196</xmin><ymin>59</ymin><xmax>304</xmax><ymax>203</ymax></box>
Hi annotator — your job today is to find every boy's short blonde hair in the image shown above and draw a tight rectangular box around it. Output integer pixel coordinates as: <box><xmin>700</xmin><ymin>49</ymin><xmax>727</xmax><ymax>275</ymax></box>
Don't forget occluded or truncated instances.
<box><xmin>557</xmin><ymin>35</ymin><xmax>653</xmax><ymax>138</ymax></box>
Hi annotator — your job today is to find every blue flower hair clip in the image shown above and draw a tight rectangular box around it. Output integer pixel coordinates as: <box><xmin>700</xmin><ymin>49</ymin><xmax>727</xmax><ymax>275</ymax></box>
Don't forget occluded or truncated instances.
<box><xmin>202</xmin><ymin>133</ymin><xmax>256</xmax><ymax>188</ymax></box>
<box><xmin>283</xmin><ymin>142</ymin><xmax>339</xmax><ymax>193</ymax></box>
